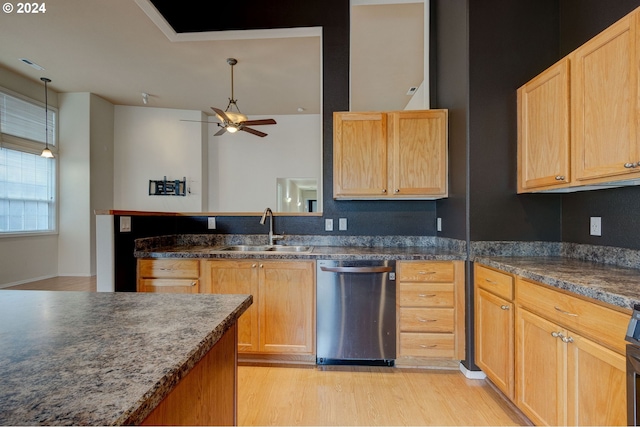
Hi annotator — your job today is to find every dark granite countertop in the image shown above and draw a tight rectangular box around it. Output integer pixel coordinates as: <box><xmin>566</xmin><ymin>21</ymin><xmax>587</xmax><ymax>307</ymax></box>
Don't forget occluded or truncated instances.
<box><xmin>475</xmin><ymin>256</ymin><xmax>639</xmax><ymax>311</ymax></box>
<box><xmin>135</xmin><ymin>244</ymin><xmax>466</xmax><ymax>261</ymax></box>
<box><xmin>0</xmin><ymin>290</ymin><xmax>252</xmax><ymax>426</ymax></box>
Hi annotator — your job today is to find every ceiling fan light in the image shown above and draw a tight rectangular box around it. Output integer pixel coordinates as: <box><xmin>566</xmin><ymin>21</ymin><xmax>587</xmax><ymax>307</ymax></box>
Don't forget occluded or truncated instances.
<box><xmin>224</xmin><ymin>111</ymin><xmax>247</xmax><ymax>123</ymax></box>
<box><xmin>226</xmin><ymin>125</ymin><xmax>239</xmax><ymax>133</ymax></box>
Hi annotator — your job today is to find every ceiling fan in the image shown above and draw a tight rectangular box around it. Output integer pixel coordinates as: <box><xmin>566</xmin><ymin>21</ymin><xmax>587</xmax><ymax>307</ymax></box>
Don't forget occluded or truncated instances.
<box><xmin>195</xmin><ymin>58</ymin><xmax>277</xmax><ymax>138</ymax></box>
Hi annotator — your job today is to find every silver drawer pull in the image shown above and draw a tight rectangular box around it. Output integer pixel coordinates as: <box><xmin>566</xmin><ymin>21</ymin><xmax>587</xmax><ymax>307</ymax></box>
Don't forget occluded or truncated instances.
<box><xmin>417</xmin><ymin>318</ymin><xmax>436</xmax><ymax>323</ymax></box>
<box><xmin>500</xmin><ymin>305</ymin><xmax>510</xmax><ymax>310</ymax></box>
<box><xmin>561</xmin><ymin>336</ymin><xmax>574</xmax><ymax>344</ymax></box>
<box><xmin>418</xmin><ymin>294</ymin><xmax>436</xmax><ymax>298</ymax></box>
<box><xmin>555</xmin><ymin>175</ymin><xmax>565</xmax><ymax>180</ymax></box>
<box><xmin>419</xmin><ymin>344</ymin><xmax>437</xmax><ymax>348</ymax></box>
<box><xmin>418</xmin><ymin>271</ymin><xmax>436</xmax><ymax>275</ymax></box>
<box><xmin>554</xmin><ymin>306</ymin><xmax>578</xmax><ymax>317</ymax></box>
<box><xmin>484</xmin><ymin>278</ymin><xmax>496</xmax><ymax>284</ymax></box>
<box><xmin>624</xmin><ymin>162</ymin><xmax>637</xmax><ymax>168</ymax></box>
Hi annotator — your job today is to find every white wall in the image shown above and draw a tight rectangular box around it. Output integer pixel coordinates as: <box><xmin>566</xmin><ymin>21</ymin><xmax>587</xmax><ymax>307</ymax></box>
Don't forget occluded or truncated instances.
<box><xmin>113</xmin><ymin>106</ymin><xmax>206</xmax><ymax>212</ymax></box>
<box><xmin>209</xmin><ymin>114</ymin><xmax>321</xmax><ymax>212</ymax></box>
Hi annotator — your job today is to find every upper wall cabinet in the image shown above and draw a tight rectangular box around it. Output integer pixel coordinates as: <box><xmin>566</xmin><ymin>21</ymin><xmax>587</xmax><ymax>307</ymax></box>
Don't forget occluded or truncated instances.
<box><xmin>333</xmin><ymin>109</ymin><xmax>448</xmax><ymax>200</ymax></box>
<box><xmin>517</xmin><ymin>7</ymin><xmax>640</xmax><ymax>193</ymax></box>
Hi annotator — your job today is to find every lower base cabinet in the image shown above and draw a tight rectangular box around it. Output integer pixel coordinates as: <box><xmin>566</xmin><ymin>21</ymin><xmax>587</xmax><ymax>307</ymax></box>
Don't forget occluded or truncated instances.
<box><xmin>516</xmin><ymin>303</ymin><xmax>626</xmax><ymax>426</ymax></box>
<box><xmin>475</xmin><ymin>263</ymin><xmax>628</xmax><ymax>426</ymax></box>
<box><xmin>396</xmin><ymin>260</ymin><xmax>465</xmax><ymax>367</ymax></box>
<box><xmin>202</xmin><ymin>259</ymin><xmax>315</xmax><ymax>360</ymax></box>
<box><xmin>138</xmin><ymin>258</ymin><xmax>316</xmax><ymax>363</ymax></box>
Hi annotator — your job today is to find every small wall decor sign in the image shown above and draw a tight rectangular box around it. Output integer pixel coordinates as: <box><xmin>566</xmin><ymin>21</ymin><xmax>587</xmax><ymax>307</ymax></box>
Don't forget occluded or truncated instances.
<box><xmin>149</xmin><ymin>176</ymin><xmax>187</xmax><ymax>196</ymax></box>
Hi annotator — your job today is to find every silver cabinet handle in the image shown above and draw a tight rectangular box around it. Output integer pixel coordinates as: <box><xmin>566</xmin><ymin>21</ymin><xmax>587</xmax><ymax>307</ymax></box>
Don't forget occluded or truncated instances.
<box><xmin>418</xmin><ymin>271</ymin><xmax>436</xmax><ymax>275</ymax></box>
<box><xmin>625</xmin><ymin>162</ymin><xmax>637</xmax><ymax>168</ymax></box>
<box><xmin>500</xmin><ymin>305</ymin><xmax>510</xmax><ymax>310</ymax></box>
<box><xmin>554</xmin><ymin>306</ymin><xmax>578</xmax><ymax>317</ymax></box>
<box><xmin>555</xmin><ymin>175</ymin><xmax>565</xmax><ymax>180</ymax></box>
<box><xmin>418</xmin><ymin>294</ymin><xmax>436</xmax><ymax>298</ymax></box>
<box><xmin>417</xmin><ymin>317</ymin><xmax>436</xmax><ymax>323</ymax></box>
<box><xmin>561</xmin><ymin>336</ymin><xmax>574</xmax><ymax>344</ymax></box>
<box><xmin>419</xmin><ymin>344</ymin><xmax>437</xmax><ymax>348</ymax></box>
<box><xmin>395</xmin><ymin>189</ymin><xmax>400</xmax><ymax>193</ymax></box>
<box><xmin>551</xmin><ymin>331</ymin><xmax>561</xmax><ymax>338</ymax></box>
<box><xmin>382</xmin><ymin>189</ymin><xmax>387</xmax><ymax>193</ymax></box>
<box><xmin>252</xmin><ymin>264</ymin><xmax>257</xmax><ymax>268</ymax></box>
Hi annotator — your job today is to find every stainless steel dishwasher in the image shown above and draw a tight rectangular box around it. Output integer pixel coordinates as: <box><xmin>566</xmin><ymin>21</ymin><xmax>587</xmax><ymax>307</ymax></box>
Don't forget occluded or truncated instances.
<box><xmin>316</xmin><ymin>259</ymin><xmax>396</xmax><ymax>366</ymax></box>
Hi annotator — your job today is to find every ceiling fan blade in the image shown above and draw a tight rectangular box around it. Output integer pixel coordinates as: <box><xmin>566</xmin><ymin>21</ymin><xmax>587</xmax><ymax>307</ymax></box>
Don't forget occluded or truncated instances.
<box><xmin>241</xmin><ymin>119</ymin><xmax>277</xmax><ymax>126</ymax></box>
<box><xmin>242</xmin><ymin>127</ymin><xmax>268</xmax><ymax>137</ymax></box>
<box><xmin>214</xmin><ymin>127</ymin><xmax>227</xmax><ymax>136</ymax></box>
<box><xmin>211</xmin><ymin>107</ymin><xmax>231</xmax><ymax>122</ymax></box>
<box><xmin>180</xmin><ymin>119</ymin><xmax>221</xmax><ymax>124</ymax></box>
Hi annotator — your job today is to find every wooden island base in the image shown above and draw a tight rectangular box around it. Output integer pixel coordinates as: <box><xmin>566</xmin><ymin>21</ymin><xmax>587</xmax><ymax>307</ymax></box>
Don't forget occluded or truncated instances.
<box><xmin>142</xmin><ymin>324</ymin><xmax>238</xmax><ymax>426</ymax></box>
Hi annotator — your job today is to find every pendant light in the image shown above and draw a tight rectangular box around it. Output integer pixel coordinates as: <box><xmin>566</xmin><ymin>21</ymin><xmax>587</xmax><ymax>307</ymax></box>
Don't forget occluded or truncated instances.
<box><xmin>40</xmin><ymin>77</ymin><xmax>54</xmax><ymax>158</ymax></box>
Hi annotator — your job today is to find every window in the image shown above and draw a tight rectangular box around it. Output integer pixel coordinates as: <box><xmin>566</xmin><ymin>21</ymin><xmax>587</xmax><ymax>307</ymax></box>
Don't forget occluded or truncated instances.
<box><xmin>0</xmin><ymin>88</ymin><xmax>57</xmax><ymax>234</ymax></box>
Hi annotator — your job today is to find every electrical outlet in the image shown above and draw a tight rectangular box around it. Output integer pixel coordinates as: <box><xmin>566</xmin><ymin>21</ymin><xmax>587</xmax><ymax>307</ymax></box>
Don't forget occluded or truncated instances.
<box><xmin>437</xmin><ymin>217</ymin><xmax>442</xmax><ymax>232</ymax></box>
<box><xmin>325</xmin><ymin>219</ymin><xmax>334</xmax><ymax>231</ymax></box>
<box><xmin>120</xmin><ymin>216</ymin><xmax>131</xmax><ymax>232</ymax></box>
<box><xmin>590</xmin><ymin>217</ymin><xmax>601</xmax><ymax>236</ymax></box>
<box><xmin>339</xmin><ymin>218</ymin><xmax>347</xmax><ymax>231</ymax></box>
<box><xmin>207</xmin><ymin>217</ymin><xmax>216</xmax><ymax>229</ymax></box>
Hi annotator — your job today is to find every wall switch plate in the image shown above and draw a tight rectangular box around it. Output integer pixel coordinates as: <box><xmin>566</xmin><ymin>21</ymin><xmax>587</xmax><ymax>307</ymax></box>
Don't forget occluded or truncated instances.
<box><xmin>339</xmin><ymin>218</ymin><xmax>347</xmax><ymax>231</ymax></box>
<box><xmin>325</xmin><ymin>218</ymin><xmax>334</xmax><ymax>231</ymax></box>
<box><xmin>207</xmin><ymin>217</ymin><xmax>216</xmax><ymax>229</ymax></box>
<box><xmin>437</xmin><ymin>217</ymin><xmax>442</xmax><ymax>232</ymax></box>
<box><xmin>590</xmin><ymin>216</ymin><xmax>601</xmax><ymax>236</ymax></box>
<box><xmin>120</xmin><ymin>216</ymin><xmax>131</xmax><ymax>232</ymax></box>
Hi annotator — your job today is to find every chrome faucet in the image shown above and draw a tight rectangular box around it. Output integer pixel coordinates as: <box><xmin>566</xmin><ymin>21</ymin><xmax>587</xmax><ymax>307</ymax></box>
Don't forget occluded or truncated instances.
<box><xmin>260</xmin><ymin>207</ymin><xmax>284</xmax><ymax>245</ymax></box>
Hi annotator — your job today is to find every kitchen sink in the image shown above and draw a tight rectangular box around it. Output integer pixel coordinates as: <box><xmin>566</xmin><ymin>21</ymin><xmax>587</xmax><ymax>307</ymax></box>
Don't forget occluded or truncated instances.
<box><xmin>219</xmin><ymin>245</ymin><xmax>312</xmax><ymax>253</ymax></box>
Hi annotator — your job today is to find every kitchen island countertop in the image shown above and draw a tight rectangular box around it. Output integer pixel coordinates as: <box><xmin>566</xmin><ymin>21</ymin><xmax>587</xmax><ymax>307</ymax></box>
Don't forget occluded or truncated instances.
<box><xmin>0</xmin><ymin>290</ymin><xmax>251</xmax><ymax>426</ymax></box>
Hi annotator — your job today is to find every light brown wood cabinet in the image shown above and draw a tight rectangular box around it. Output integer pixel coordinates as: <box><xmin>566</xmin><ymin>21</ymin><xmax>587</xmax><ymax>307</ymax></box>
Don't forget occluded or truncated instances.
<box><xmin>202</xmin><ymin>259</ymin><xmax>316</xmax><ymax>360</ymax></box>
<box><xmin>396</xmin><ymin>260</ymin><xmax>464</xmax><ymax>367</ymax></box>
<box><xmin>515</xmin><ymin>277</ymin><xmax>627</xmax><ymax>426</ymax></box>
<box><xmin>137</xmin><ymin>259</ymin><xmax>200</xmax><ymax>293</ymax></box>
<box><xmin>474</xmin><ymin>264</ymin><xmax>515</xmax><ymax>400</ymax></box>
<box><xmin>517</xmin><ymin>58</ymin><xmax>570</xmax><ymax>192</ymax></box>
<box><xmin>475</xmin><ymin>263</ymin><xmax>629</xmax><ymax>426</ymax></box>
<box><xmin>333</xmin><ymin>110</ymin><xmax>448</xmax><ymax>200</ymax></box>
<box><xmin>138</xmin><ymin>258</ymin><xmax>316</xmax><ymax>363</ymax></box>
<box><xmin>517</xmin><ymin>6</ymin><xmax>640</xmax><ymax>193</ymax></box>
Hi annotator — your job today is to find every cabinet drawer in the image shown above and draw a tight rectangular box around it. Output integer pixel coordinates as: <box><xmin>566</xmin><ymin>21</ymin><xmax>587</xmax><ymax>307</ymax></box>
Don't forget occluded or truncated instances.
<box><xmin>139</xmin><ymin>259</ymin><xmax>200</xmax><ymax>278</ymax></box>
<box><xmin>399</xmin><ymin>332</ymin><xmax>455</xmax><ymax>358</ymax></box>
<box><xmin>139</xmin><ymin>279</ymin><xmax>200</xmax><ymax>293</ymax></box>
<box><xmin>398</xmin><ymin>261</ymin><xmax>454</xmax><ymax>282</ymax></box>
<box><xmin>398</xmin><ymin>283</ymin><xmax>454</xmax><ymax>307</ymax></box>
<box><xmin>516</xmin><ymin>277</ymin><xmax>629</xmax><ymax>354</ymax></box>
<box><xmin>399</xmin><ymin>307</ymin><xmax>454</xmax><ymax>332</ymax></box>
<box><xmin>475</xmin><ymin>264</ymin><xmax>514</xmax><ymax>300</ymax></box>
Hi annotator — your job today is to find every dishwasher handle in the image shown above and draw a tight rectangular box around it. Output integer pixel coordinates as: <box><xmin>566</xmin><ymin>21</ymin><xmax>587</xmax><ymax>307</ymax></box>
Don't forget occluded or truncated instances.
<box><xmin>320</xmin><ymin>266</ymin><xmax>393</xmax><ymax>274</ymax></box>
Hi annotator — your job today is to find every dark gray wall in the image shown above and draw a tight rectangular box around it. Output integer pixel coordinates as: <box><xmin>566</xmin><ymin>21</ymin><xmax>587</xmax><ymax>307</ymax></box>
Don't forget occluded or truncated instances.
<box><xmin>559</xmin><ymin>0</ymin><xmax>640</xmax><ymax>249</ymax></box>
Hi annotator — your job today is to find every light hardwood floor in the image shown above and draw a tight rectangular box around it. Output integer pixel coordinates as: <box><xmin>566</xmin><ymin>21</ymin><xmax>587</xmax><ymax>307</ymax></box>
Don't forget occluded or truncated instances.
<box><xmin>3</xmin><ymin>276</ymin><xmax>97</xmax><ymax>291</ymax></box>
<box><xmin>238</xmin><ymin>365</ymin><xmax>529</xmax><ymax>426</ymax></box>
<box><xmin>5</xmin><ymin>276</ymin><xmax>529</xmax><ymax>426</ymax></box>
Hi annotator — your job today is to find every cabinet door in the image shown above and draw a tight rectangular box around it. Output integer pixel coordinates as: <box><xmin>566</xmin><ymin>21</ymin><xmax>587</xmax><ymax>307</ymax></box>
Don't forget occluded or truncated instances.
<box><xmin>202</xmin><ymin>260</ymin><xmax>259</xmax><ymax>353</ymax></box>
<box><xmin>517</xmin><ymin>58</ymin><xmax>570</xmax><ymax>192</ymax></box>
<box><xmin>333</xmin><ymin>112</ymin><xmax>388</xmax><ymax>197</ymax></box>
<box><xmin>566</xmin><ymin>333</ymin><xmax>627</xmax><ymax>426</ymax></box>
<box><xmin>258</xmin><ymin>260</ymin><xmax>315</xmax><ymax>354</ymax></box>
<box><xmin>475</xmin><ymin>288</ymin><xmax>514</xmax><ymax>400</ymax></box>
<box><xmin>572</xmin><ymin>12</ymin><xmax>640</xmax><ymax>182</ymax></box>
<box><xmin>516</xmin><ymin>308</ymin><xmax>565</xmax><ymax>426</ymax></box>
<box><xmin>388</xmin><ymin>110</ymin><xmax>448</xmax><ymax>196</ymax></box>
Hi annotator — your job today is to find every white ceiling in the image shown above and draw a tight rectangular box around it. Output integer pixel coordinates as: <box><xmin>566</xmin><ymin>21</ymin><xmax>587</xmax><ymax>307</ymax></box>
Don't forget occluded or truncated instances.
<box><xmin>0</xmin><ymin>0</ymin><xmax>423</xmax><ymax>116</ymax></box>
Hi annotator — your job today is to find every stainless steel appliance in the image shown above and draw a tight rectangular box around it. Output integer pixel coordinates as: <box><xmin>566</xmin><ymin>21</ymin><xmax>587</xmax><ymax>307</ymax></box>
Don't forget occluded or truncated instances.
<box><xmin>316</xmin><ymin>259</ymin><xmax>396</xmax><ymax>366</ymax></box>
<box><xmin>627</xmin><ymin>304</ymin><xmax>640</xmax><ymax>425</ymax></box>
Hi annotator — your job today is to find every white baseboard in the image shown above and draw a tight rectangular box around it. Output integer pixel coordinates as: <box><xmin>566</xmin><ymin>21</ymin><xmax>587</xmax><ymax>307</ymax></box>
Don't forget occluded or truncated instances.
<box><xmin>459</xmin><ymin>362</ymin><xmax>487</xmax><ymax>380</ymax></box>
